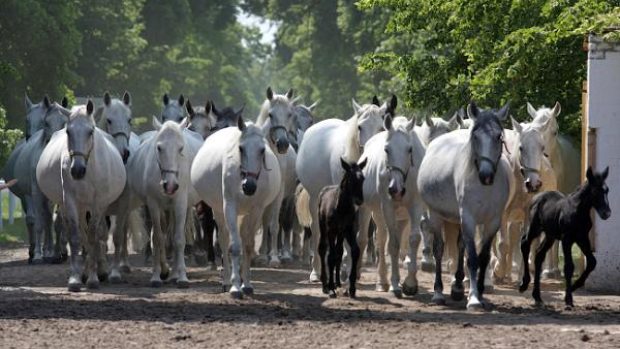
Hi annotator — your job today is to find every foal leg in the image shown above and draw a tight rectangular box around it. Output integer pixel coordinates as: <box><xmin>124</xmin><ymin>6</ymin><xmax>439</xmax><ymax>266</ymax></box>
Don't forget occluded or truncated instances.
<box><xmin>335</xmin><ymin>235</ymin><xmax>345</xmax><ymax>289</ymax></box>
<box><xmin>561</xmin><ymin>239</ymin><xmax>575</xmax><ymax>307</ymax></box>
<box><xmin>532</xmin><ymin>236</ymin><xmax>555</xmax><ymax>306</ymax></box>
<box><xmin>570</xmin><ymin>237</ymin><xmax>597</xmax><ymax>294</ymax></box>
<box><xmin>519</xmin><ymin>214</ymin><xmax>542</xmax><ymax>293</ymax></box>
<box><xmin>318</xmin><ymin>226</ymin><xmax>329</xmax><ymax>294</ymax></box>
<box><xmin>345</xmin><ymin>223</ymin><xmax>360</xmax><ymax>298</ymax></box>
<box><xmin>327</xmin><ymin>237</ymin><xmax>338</xmax><ymax>298</ymax></box>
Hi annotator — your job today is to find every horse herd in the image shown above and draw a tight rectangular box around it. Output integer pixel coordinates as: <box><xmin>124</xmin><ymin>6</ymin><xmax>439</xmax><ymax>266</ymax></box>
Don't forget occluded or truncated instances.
<box><xmin>1</xmin><ymin>88</ymin><xmax>610</xmax><ymax>310</ymax></box>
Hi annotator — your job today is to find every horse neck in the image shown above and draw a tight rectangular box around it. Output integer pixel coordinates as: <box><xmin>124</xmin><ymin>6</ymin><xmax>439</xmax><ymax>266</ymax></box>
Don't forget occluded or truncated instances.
<box><xmin>335</xmin><ymin>182</ymin><xmax>355</xmax><ymax>214</ymax></box>
<box><xmin>256</xmin><ymin>100</ymin><xmax>270</xmax><ymax>126</ymax></box>
<box><xmin>342</xmin><ymin>115</ymin><xmax>361</xmax><ymax>162</ymax></box>
<box><xmin>568</xmin><ymin>183</ymin><xmax>592</xmax><ymax>214</ymax></box>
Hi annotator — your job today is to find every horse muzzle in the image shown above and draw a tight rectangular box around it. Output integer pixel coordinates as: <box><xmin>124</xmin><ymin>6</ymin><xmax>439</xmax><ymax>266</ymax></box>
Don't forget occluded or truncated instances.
<box><xmin>276</xmin><ymin>138</ymin><xmax>289</xmax><ymax>154</ymax></box>
<box><xmin>525</xmin><ymin>178</ymin><xmax>542</xmax><ymax>193</ymax></box>
<box><xmin>388</xmin><ymin>180</ymin><xmax>406</xmax><ymax>201</ymax></box>
<box><xmin>242</xmin><ymin>178</ymin><xmax>257</xmax><ymax>196</ymax></box>
<box><xmin>161</xmin><ymin>180</ymin><xmax>179</xmax><ymax>196</ymax></box>
<box><xmin>598</xmin><ymin>208</ymin><xmax>611</xmax><ymax>220</ymax></box>
<box><xmin>70</xmin><ymin>159</ymin><xmax>87</xmax><ymax>180</ymax></box>
<box><xmin>478</xmin><ymin>160</ymin><xmax>496</xmax><ymax>186</ymax></box>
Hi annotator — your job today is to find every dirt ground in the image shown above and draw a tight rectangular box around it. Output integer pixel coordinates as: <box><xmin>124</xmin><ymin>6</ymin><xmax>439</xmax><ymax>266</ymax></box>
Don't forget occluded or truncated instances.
<box><xmin>0</xmin><ymin>243</ymin><xmax>619</xmax><ymax>349</ymax></box>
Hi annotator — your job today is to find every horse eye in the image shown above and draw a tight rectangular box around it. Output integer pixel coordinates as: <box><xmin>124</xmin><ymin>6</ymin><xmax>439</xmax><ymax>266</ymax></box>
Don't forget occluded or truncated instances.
<box><xmin>408</xmin><ymin>147</ymin><xmax>413</xmax><ymax>153</ymax></box>
<box><xmin>519</xmin><ymin>146</ymin><xmax>523</xmax><ymax>152</ymax></box>
<box><xmin>107</xmin><ymin>119</ymin><xmax>112</xmax><ymax>124</ymax></box>
<box><xmin>261</xmin><ymin>148</ymin><xmax>265</xmax><ymax>154</ymax></box>
<box><xmin>157</xmin><ymin>145</ymin><xmax>162</xmax><ymax>152</ymax></box>
<box><xmin>384</xmin><ymin>147</ymin><xmax>390</xmax><ymax>154</ymax></box>
<box><xmin>268</xmin><ymin>113</ymin><xmax>273</xmax><ymax>118</ymax></box>
<box><xmin>128</xmin><ymin>118</ymin><xmax>132</xmax><ymax>125</ymax></box>
<box><xmin>358</xmin><ymin>126</ymin><xmax>361</xmax><ymax>131</ymax></box>
<box><xmin>179</xmin><ymin>146</ymin><xmax>184</xmax><ymax>153</ymax></box>
<box><xmin>239</xmin><ymin>146</ymin><xmax>244</xmax><ymax>153</ymax></box>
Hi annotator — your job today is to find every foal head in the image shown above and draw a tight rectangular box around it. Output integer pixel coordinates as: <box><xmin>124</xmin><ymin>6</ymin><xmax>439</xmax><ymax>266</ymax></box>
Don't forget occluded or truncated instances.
<box><xmin>161</xmin><ymin>93</ymin><xmax>186</xmax><ymax>123</ymax></box>
<box><xmin>152</xmin><ymin>117</ymin><xmax>187</xmax><ymax>196</ymax></box>
<box><xmin>67</xmin><ymin>101</ymin><xmax>96</xmax><ymax>180</ymax></box>
<box><xmin>383</xmin><ymin>114</ymin><xmax>413</xmax><ymax>201</ymax></box>
<box><xmin>339</xmin><ymin>157</ymin><xmax>367</xmax><ymax>206</ymax></box>
<box><xmin>586</xmin><ymin>166</ymin><xmax>611</xmax><ymax>220</ymax></box>
<box><xmin>467</xmin><ymin>101</ymin><xmax>509</xmax><ymax>185</ymax></box>
<box><xmin>99</xmin><ymin>91</ymin><xmax>132</xmax><ymax>163</ymax></box>
<box><xmin>237</xmin><ymin>118</ymin><xmax>267</xmax><ymax>196</ymax></box>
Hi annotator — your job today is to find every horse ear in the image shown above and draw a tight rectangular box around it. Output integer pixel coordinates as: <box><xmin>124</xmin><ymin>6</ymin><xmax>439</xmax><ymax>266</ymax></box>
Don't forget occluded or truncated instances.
<box><xmin>61</xmin><ymin>96</ymin><xmax>69</xmax><ymax>108</ymax></box>
<box><xmin>372</xmin><ymin>95</ymin><xmax>380</xmax><ymax>106</ymax></box>
<box><xmin>123</xmin><ymin>91</ymin><xmax>131</xmax><ymax>106</ymax></box>
<box><xmin>43</xmin><ymin>95</ymin><xmax>51</xmax><ymax>109</ymax></box>
<box><xmin>307</xmin><ymin>100</ymin><xmax>319</xmax><ymax>111</ymax></box>
<box><xmin>406</xmin><ymin>117</ymin><xmax>416</xmax><ymax>132</ymax></box>
<box><xmin>340</xmin><ymin>157</ymin><xmax>351</xmax><ymax>171</ymax></box>
<box><xmin>185</xmin><ymin>99</ymin><xmax>195</xmax><ymax>117</ymax></box>
<box><xmin>425</xmin><ymin>114</ymin><xmax>434</xmax><ymax>127</ymax></box>
<box><xmin>352</xmin><ymin>99</ymin><xmax>362</xmax><ymax>114</ymax></box>
<box><xmin>86</xmin><ymin>100</ymin><xmax>94</xmax><ymax>116</ymax></box>
<box><xmin>266</xmin><ymin>87</ymin><xmax>274</xmax><ymax>100</ymax></box>
<box><xmin>237</xmin><ymin>115</ymin><xmax>246</xmax><ymax>131</ymax></box>
<box><xmin>467</xmin><ymin>101</ymin><xmax>479</xmax><ymax>121</ymax></box>
<box><xmin>205</xmin><ymin>100</ymin><xmax>213</xmax><ymax>114</ymax></box>
<box><xmin>388</xmin><ymin>94</ymin><xmax>398</xmax><ymax>114</ymax></box>
<box><xmin>448</xmin><ymin>112</ymin><xmax>460</xmax><ymax>130</ymax></box>
<box><xmin>552</xmin><ymin>101</ymin><xmax>561</xmax><ymax>117</ymax></box>
<box><xmin>526</xmin><ymin>102</ymin><xmax>537</xmax><ymax>120</ymax></box>
<box><xmin>176</xmin><ymin>94</ymin><xmax>183</xmax><ymax>106</ymax></box>
<box><xmin>152</xmin><ymin>116</ymin><xmax>162</xmax><ymax>130</ymax></box>
<box><xmin>235</xmin><ymin>104</ymin><xmax>245</xmax><ymax>116</ymax></box>
<box><xmin>358</xmin><ymin>157</ymin><xmax>368</xmax><ymax>170</ymax></box>
<box><xmin>383</xmin><ymin>113</ymin><xmax>393</xmax><ymax>131</ymax></box>
<box><xmin>25</xmin><ymin>92</ymin><xmax>33</xmax><ymax>110</ymax></box>
<box><xmin>496</xmin><ymin>103</ymin><xmax>510</xmax><ymax>121</ymax></box>
<box><xmin>163</xmin><ymin>93</ymin><xmax>170</xmax><ymax>106</ymax></box>
<box><xmin>586</xmin><ymin>166</ymin><xmax>594</xmax><ymax>182</ymax></box>
<box><xmin>103</xmin><ymin>92</ymin><xmax>111</xmax><ymax>106</ymax></box>
<box><xmin>511</xmin><ymin>116</ymin><xmax>523</xmax><ymax>134</ymax></box>
<box><xmin>286</xmin><ymin>88</ymin><xmax>294</xmax><ymax>99</ymax></box>
<box><xmin>602</xmin><ymin>166</ymin><xmax>609</xmax><ymax>180</ymax></box>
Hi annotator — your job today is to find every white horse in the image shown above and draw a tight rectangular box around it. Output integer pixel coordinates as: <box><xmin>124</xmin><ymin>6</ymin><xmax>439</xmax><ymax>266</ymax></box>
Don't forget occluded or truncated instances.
<box><xmin>254</xmin><ymin>88</ymin><xmax>298</xmax><ymax>266</ymax></box>
<box><xmin>414</xmin><ymin>112</ymin><xmax>464</xmax><ymax>146</ymax></box>
<box><xmin>126</xmin><ymin>117</ymin><xmax>202</xmax><ymax>287</ymax></box>
<box><xmin>191</xmin><ymin>119</ymin><xmax>281</xmax><ymax>298</ymax></box>
<box><xmin>36</xmin><ymin>101</ymin><xmax>126</xmax><ymax>291</ymax></box>
<box><xmin>527</xmin><ymin>102</ymin><xmax>581</xmax><ymax>276</ymax></box>
<box><xmin>296</xmin><ymin>95</ymin><xmax>397</xmax><ymax>281</ymax></box>
<box><xmin>417</xmin><ymin>102</ymin><xmax>514</xmax><ymax>309</ymax></box>
<box><xmin>356</xmin><ymin>114</ymin><xmax>425</xmax><ymax>297</ymax></box>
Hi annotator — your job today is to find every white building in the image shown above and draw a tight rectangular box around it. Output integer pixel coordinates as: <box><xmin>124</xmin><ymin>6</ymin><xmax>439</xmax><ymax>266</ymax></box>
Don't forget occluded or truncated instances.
<box><xmin>585</xmin><ymin>32</ymin><xmax>620</xmax><ymax>293</ymax></box>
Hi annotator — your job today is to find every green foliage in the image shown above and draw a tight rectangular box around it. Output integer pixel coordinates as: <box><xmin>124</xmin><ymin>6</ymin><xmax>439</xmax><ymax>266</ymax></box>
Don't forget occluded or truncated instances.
<box><xmin>358</xmin><ymin>0</ymin><xmax>620</xmax><ymax>139</ymax></box>
<box><xmin>0</xmin><ymin>106</ymin><xmax>23</xmax><ymax>170</ymax></box>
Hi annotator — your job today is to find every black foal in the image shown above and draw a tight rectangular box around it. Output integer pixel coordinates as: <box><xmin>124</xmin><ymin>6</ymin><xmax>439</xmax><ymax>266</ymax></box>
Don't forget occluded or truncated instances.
<box><xmin>519</xmin><ymin>166</ymin><xmax>611</xmax><ymax>307</ymax></box>
<box><xmin>318</xmin><ymin>157</ymin><xmax>366</xmax><ymax>298</ymax></box>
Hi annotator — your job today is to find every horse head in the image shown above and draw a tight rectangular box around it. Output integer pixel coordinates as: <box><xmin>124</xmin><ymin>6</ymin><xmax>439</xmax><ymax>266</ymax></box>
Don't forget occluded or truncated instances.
<box><xmin>467</xmin><ymin>101</ymin><xmax>509</xmax><ymax>185</ymax></box>
<box><xmin>161</xmin><ymin>93</ymin><xmax>186</xmax><ymax>123</ymax></box>
<box><xmin>97</xmin><ymin>91</ymin><xmax>132</xmax><ymax>163</ymax></box>
<box><xmin>67</xmin><ymin>101</ymin><xmax>96</xmax><ymax>180</ymax></box>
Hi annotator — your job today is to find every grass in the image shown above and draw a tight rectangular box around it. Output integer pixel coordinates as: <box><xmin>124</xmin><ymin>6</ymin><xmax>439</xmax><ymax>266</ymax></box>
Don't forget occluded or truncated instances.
<box><xmin>1</xmin><ymin>192</ymin><xmax>26</xmax><ymax>244</ymax></box>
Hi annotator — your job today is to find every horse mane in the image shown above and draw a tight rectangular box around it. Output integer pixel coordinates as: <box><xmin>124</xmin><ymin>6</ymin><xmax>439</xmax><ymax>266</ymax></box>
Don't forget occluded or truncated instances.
<box><xmin>256</xmin><ymin>94</ymin><xmax>290</xmax><ymax>126</ymax></box>
<box><xmin>343</xmin><ymin>114</ymin><xmax>361</xmax><ymax>162</ymax></box>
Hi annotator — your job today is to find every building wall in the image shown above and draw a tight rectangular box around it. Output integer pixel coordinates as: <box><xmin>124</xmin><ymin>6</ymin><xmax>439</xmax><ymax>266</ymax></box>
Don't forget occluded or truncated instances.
<box><xmin>586</xmin><ymin>34</ymin><xmax>620</xmax><ymax>293</ymax></box>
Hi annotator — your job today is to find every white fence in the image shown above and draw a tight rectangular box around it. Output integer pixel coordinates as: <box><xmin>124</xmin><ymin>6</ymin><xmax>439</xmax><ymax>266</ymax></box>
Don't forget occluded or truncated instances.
<box><xmin>0</xmin><ymin>179</ymin><xmax>19</xmax><ymax>231</ymax></box>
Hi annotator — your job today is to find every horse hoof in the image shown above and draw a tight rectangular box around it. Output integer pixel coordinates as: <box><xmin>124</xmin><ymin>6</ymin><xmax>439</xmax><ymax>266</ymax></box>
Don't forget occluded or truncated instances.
<box><xmin>348</xmin><ymin>289</ymin><xmax>356</xmax><ymax>299</ymax></box>
<box><xmin>160</xmin><ymin>270</ymin><xmax>170</xmax><ymax>280</ymax></box>
<box><xmin>329</xmin><ymin>290</ymin><xmax>337</xmax><ymax>298</ymax></box>
<box><xmin>375</xmin><ymin>283</ymin><xmax>389</xmax><ymax>292</ymax></box>
<box><xmin>431</xmin><ymin>294</ymin><xmax>446</xmax><ymax>305</ymax></box>
<box><xmin>230</xmin><ymin>290</ymin><xmax>243</xmax><ymax>299</ymax></box>
<box><xmin>420</xmin><ymin>261</ymin><xmax>435</xmax><ymax>273</ymax></box>
<box><xmin>86</xmin><ymin>280</ymin><xmax>100</xmax><ymax>290</ymax></box>
<box><xmin>402</xmin><ymin>284</ymin><xmax>418</xmax><ymax>296</ymax></box>
<box><xmin>150</xmin><ymin>280</ymin><xmax>163</xmax><ymax>288</ymax></box>
<box><xmin>242</xmin><ymin>287</ymin><xmax>254</xmax><ymax>296</ymax></box>
<box><xmin>120</xmin><ymin>265</ymin><xmax>131</xmax><ymax>274</ymax></box>
<box><xmin>177</xmin><ymin>279</ymin><xmax>190</xmax><ymax>289</ymax></box>
<box><xmin>467</xmin><ymin>300</ymin><xmax>484</xmax><ymax>311</ymax></box>
<box><xmin>451</xmin><ymin>289</ymin><xmax>465</xmax><ymax>301</ymax></box>
<box><xmin>109</xmin><ymin>274</ymin><xmax>122</xmax><ymax>284</ymax></box>
<box><xmin>31</xmin><ymin>258</ymin><xmax>44</xmax><ymax>265</ymax></box>
<box><xmin>392</xmin><ymin>289</ymin><xmax>403</xmax><ymax>299</ymax></box>
<box><xmin>309</xmin><ymin>271</ymin><xmax>320</xmax><ymax>283</ymax></box>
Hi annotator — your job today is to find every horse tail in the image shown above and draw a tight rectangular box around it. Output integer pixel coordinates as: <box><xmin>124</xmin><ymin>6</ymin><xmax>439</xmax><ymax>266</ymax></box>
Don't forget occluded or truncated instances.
<box><xmin>295</xmin><ymin>184</ymin><xmax>312</xmax><ymax>228</ymax></box>
<box><xmin>343</xmin><ymin>114</ymin><xmax>361</xmax><ymax>162</ymax></box>
<box><xmin>128</xmin><ymin>208</ymin><xmax>148</xmax><ymax>253</ymax></box>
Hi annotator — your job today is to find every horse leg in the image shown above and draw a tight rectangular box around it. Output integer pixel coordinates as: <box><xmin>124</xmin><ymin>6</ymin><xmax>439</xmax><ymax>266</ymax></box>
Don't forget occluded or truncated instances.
<box><xmin>302</xmin><ymin>227</ymin><xmax>312</xmax><ymax>265</ymax></box>
<box><xmin>291</xmin><ymin>216</ymin><xmax>303</xmax><ymax>261</ymax></box>
<box><xmin>532</xmin><ymin>236</ymin><xmax>555</xmax><ymax>306</ymax></box>
<box><xmin>419</xmin><ymin>210</ymin><xmax>435</xmax><ymax>272</ymax></box>
<box><xmin>504</xmin><ymin>221</ymin><xmax>522</xmax><ymax>283</ymax></box>
<box><xmin>560</xmin><ymin>238</ymin><xmax>575</xmax><ymax>307</ymax></box>
<box><xmin>451</xmin><ymin>228</ymin><xmax>465</xmax><ymax>301</ymax></box>
<box><xmin>373</xmin><ymin>210</ymin><xmax>389</xmax><ymax>292</ymax></box>
<box><xmin>461</xmin><ymin>212</ymin><xmax>484</xmax><ymax>310</ymax></box>
<box><xmin>477</xmin><ymin>229</ymin><xmax>497</xmax><ymax>301</ymax></box>
<box><xmin>255</xmin><ymin>207</ymin><xmax>270</xmax><ymax>265</ymax></box>
<box><xmin>53</xmin><ymin>207</ymin><xmax>68</xmax><ymax>263</ymax></box>
<box><xmin>309</xmin><ymin>195</ymin><xmax>322</xmax><ymax>282</ymax></box>
<box><xmin>318</xmin><ymin>222</ymin><xmax>329</xmax><ymax>294</ymax></box>
<box><xmin>427</xmin><ymin>212</ymin><xmax>445</xmax><ymax>305</ymax></box>
<box><xmin>570</xmin><ymin>237</ymin><xmax>596</xmax><ymax>294</ymax></box>
<box><xmin>519</xmin><ymin>213</ymin><xmax>542</xmax><ymax>293</ymax></box>
<box><xmin>280</xmin><ymin>196</ymin><xmax>295</xmax><ymax>263</ymax></box>
<box><xmin>213</xmin><ymin>212</ymin><xmax>230</xmax><ymax>292</ymax></box>
<box><xmin>171</xmin><ymin>198</ymin><xmax>190</xmax><ymax>288</ymax></box>
<box><xmin>356</xmin><ymin>207</ymin><xmax>371</xmax><ymax>277</ymax></box>
<box><xmin>403</xmin><ymin>200</ymin><xmax>422</xmax><ymax>296</ymax></box>
<box><xmin>224</xmin><ymin>199</ymin><xmax>243</xmax><ymax>298</ymax></box>
<box><xmin>335</xmin><ymin>234</ymin><xmax>345</xmax><ymax>289</ymax></box>
<box><xmin>267</xmin><ymin>190</ymin><xmax>284</xmax><ymax>268</ymax></box>
<box><xmin>95</xmin><ymin>218</ymin><xmax>109</xmax><ymax>282</ymax></box>
<box><xmin>85</xmin><ymin>211</ymin><xmax>103</xmax><ymax>289</ymax></box>
<box><xmin>63</xmin><ymin>200</ymin><xmax>83</xmax><ymax>292</ymax></box>
<box><xmin>241</xmin><ymin>213</ymin><xmax>261</xmax><ymax>295</ymax></box>
<box><xmin>367</xmin><ymin>219</ymin><xmax>377</xmax><ymax>266</ymax></box>
<box><xmin>493</xmin><ymin>214</ymin><xmax>510</xmax><ymax>283</ymax></box>
<box><xmin>147</xmin><ymin>205</ymin><xmax>164</xmax><ymax>287</ymax></box>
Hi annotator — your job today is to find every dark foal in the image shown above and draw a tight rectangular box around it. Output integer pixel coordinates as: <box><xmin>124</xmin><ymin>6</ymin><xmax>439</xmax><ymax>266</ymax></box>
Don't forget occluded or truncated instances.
<box><xmin>519</xmin><ymin>166</ymin><xmax>611</xmax><ymax>307</ymax></box>
<box><xmin>318</xmin><ymin>157</ymin><xmax>366</xmax><ymax>298</ymax></box>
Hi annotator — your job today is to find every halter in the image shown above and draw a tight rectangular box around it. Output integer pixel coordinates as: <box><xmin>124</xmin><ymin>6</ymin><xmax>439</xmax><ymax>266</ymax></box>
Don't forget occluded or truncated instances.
<box><xmin>157</xmin><ymin>158</ymin><xmax>179</xmax><ymax>176</ymax></box>
<box><xmin>478</xmin><ymin>155</ymin><xmax>500</xmax><ymax>174</ymax></box>
<box><xmin>386</xmin><ymin>165</ymin><xmax>409</xmax><ymax>182</ymax></box>
<box><xmin>520</xmin><ymin>165</ymin><xmax>540</xmax><ymax>176</ymax></box>
<box><xmin>69</xmin><ymin>150</ymin><xmax>91</xmax><ymax>162</ymax></box>
<box><xmin>111</xmin><ymin>131</ymin><xmax>130</xmax><ymax>141</ymax></box>
<box><xmin>240</xmin><ymin>167</ymin><xmax>261</xmax><ymax>180</ymax></box>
